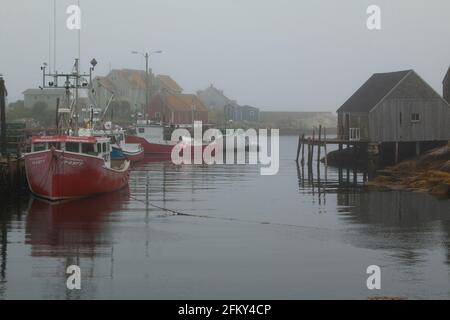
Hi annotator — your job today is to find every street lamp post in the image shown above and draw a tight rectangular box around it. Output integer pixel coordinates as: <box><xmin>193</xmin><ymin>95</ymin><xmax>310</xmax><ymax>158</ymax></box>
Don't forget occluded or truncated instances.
<box><xmin>131</xmin><ymin>50</ymin><xmax>162</xmax><ymax>121</ymax></box>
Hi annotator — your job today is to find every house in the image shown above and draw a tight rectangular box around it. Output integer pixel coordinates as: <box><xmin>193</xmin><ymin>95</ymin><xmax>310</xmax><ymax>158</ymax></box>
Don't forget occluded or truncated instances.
<box><xmin>92</xmin><ymin>76</ymin><xmax>115</xmax><ymax>111</ymax></box>
<box><xmin>148</xmin><ymin>94</ymin><xmax>208</xmax><ymax>125</ymax></box>
<box><xmin>92</xmin><ymin>69</ymin><xmax>153</xmax><ymax>112</ymax></box>
<box><xmin>224</xmin><ymin>103</ymin><xmax>260</xmax><ymax>123</ymax></box>
<box><xmin>197</xmin><ymin>84</ymin><xmax>235</xmax><ymax>111</ymax></box>
<box><xmin>155</xmin><ymin>75</ymin><xmax>183</xmax><ymax>95</ymax></box>
<box><xmin>23</xmin><ymin>88</ymin><xmax>66</xmax><ymax>109</ymax></box>
<box><xmin>444</xmin><ymin>66</ymin><xmax>450</xmax><ymax>103</ymax></box>
<box><xmin>260</xmin><ymin>111</ymin><xmax>336</xmax><ymax>132</ymax></box>
<box><xmin>337</xmin><ymin>70</ymin><xmax>450</xmax><ymax>144</ymax></box>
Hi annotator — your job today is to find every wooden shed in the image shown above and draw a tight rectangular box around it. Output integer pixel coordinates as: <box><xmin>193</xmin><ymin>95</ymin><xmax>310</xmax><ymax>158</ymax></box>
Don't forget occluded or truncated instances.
<box><xmin>337</xmin><ymin>70</ymin><xmax>450</xmax><ymax>144</ymax></box>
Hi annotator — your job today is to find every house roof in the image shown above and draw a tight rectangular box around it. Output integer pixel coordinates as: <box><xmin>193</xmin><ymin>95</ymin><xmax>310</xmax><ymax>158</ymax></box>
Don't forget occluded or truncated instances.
<box><xmin>337</xmin><ymin>70</ymin><xmax>412</xmax><ymax>113</ymax></box>
<box><xmin>444</xmin><ymin>66</ymin><xmax>450</xmax><ymax>84</ymax></box>
<box><xmin>111</xmin><ymin>69</ymin><xmax>147</xmax><ymax>89</ymax></box>
<box><xmin>157</xmin><ymin>75</ymin><xmax>183</xmax><ymax>93</ymax></box>
<box><xmin>163</xmin><ymin>94</ymin><xmax>208</xmax><ymax>112</ymax></box>
<box><xmin>197</xmin><ymin>84</ymin><xmax>233</xmax><ymax>108</ymax></box>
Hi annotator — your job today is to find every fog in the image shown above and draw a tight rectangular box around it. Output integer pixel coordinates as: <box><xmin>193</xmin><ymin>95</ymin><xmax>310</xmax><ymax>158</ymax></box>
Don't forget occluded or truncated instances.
<box><xmin>0</xmin><ymin>0</ymin><xmax>449</xmax><ymax>111</ymax></box>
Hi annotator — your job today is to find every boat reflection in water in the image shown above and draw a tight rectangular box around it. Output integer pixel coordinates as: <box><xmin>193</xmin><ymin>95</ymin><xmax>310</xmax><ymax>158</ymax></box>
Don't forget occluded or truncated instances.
<box><xmin>25</xmin><ymin>189</ymin><xmax>129</xmax><ymax>259</ymax></box>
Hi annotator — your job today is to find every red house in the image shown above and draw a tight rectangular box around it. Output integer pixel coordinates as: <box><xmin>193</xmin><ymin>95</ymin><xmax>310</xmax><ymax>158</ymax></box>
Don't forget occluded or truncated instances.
<box><xmin>148</xmin><ymin>94</ymin><xmax>209</xmax><ymax>125</ymax></box>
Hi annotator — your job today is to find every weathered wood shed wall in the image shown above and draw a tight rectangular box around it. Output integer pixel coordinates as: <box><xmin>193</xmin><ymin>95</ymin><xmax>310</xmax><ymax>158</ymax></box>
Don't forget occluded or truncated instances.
<box><xmin>369</xmin><ymin>71</ymin><xmax>450</xmax><ymax>142</ymax></box>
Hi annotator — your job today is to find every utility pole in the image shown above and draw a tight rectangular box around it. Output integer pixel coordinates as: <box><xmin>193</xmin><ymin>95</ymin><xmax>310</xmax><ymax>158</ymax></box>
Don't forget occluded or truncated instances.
<box><xmin>131</xmin><ymin>50</ymin><xmax>162</xmax><ymax>121</ymax></box>
<box><xmin>145</xmin><ymin>52</ymin><xmax>149</xmax><ymax>121</ymax></box>
<box><xmin>0</xmin><ymin>75</ymin><xmax>7</xmax><ymax>157</ymax></box>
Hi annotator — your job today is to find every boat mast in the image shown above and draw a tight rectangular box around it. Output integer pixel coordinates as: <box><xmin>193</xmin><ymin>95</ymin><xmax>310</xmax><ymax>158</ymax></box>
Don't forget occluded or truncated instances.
<box><xmin>40</xmin><ymin>58</ymin><xmax>97</xmax><ymax>135</ymax></box>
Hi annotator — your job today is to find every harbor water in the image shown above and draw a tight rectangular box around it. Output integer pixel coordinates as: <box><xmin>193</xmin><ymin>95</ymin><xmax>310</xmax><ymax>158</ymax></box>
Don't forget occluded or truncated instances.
<box><xmin>1</xmin><ymin>136</ymin><xmax>450</xmax><ymax>299</ymax></box>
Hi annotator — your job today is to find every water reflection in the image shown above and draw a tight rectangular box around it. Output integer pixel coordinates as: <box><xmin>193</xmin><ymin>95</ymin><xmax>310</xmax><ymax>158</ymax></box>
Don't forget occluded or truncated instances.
<box><xmin>296</xmin><ymin>158</ymin><xmax>450</xmax><ymax>269</ymax></box>
<box><xmin>337</xmin><ymin>190</ymin><xmax>450</xmax><ymax>265</ymax></box>
<box><xmin>0</xmin><ymin>137</ymin><xmax>449</xmax><ymax>299</ymax></box>
<box><xmin>25</xmin><ymin>189</ymin><xmax>129</xmax><ymax>259</ymax></box>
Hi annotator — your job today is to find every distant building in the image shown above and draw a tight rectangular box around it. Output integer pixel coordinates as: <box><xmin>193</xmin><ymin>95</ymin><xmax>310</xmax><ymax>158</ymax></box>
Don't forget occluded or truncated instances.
<box><xmin>148</xmin><ymin>94</ymin><xmax>208</xmax><ymax>125</ymax></box>
<box><xmin>92</xmin><ymin>69</ymin><xmax>150</xmax><ymax>112</ymax></box>
<box><xmin>92</xmin><ymin>71</ymin><xmax>183</xmax><ymax>114</ymax></box>
<box><xmin>337</xmin><ymin>70</ymin><xmax>450</xmax><ymax>142</ymax></box>
<box><xmin>92</xmin><ymin>76</ymin><xmax>116</xmax><ymax>111</ymax></box>
<box><xmin>444</xmin><ymin>66</ymin><xmax>450</xmax><ymax>103</ymax></box>
<box><xmin>224</xmin><ymin>103</ymin><xmax>260</xmax><ymax>123</ymax></box>
<box><xmin>197</xmin><ymin>84</ymin><xmax>235</xmax><ymax>111</ymax></box>
<box><xmin>23</xmin><ymin>88</ymin><xmax>66</xmax><ymax>109</ymax></box>
<box><xmin>260</xmin><ymin>111</ymin><xmax>336</xmax><ymax>131</ymax></box>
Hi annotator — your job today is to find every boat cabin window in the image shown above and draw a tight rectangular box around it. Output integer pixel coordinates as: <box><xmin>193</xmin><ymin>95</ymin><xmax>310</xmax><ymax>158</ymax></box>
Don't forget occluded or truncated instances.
<box><xmin>65</xmin><ymin>142</ymin><xmax>80</xmax><ymax>153</ymax></box>
<box><xmin>48</xmin><ymin>142</ymin><xmax>61</xmax><ymax>150</ymax></box>
<box><xmin>82</xmin><ymin>143</ymin><xmax>97</xmax><ymax>155</ymax></box>
<box><xmin>102</xmin><ymin>143</ymin><xmax>107</xmax><ymax>153</ymax></box>
<box><xmin>138</xmin><ymin>127</ymin><xmax>145</xmax><ymax>133</ymax></box>
<box><xmin>33</xmin><ymin>143</ymin><xmax>46</xmax><ymax>152</ymax></box>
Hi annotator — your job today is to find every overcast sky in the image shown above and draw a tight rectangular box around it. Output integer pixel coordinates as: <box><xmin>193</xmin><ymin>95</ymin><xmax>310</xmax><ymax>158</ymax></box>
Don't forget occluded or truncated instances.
<box><xmin>1</xmin><ymin>0</ymin><xmax>449</xmax><ymax>111</ymax></box>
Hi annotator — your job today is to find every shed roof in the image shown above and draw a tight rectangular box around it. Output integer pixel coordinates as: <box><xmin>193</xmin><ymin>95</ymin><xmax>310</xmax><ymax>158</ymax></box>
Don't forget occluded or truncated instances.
<box><xmin>163</xmin><ymin>94</ymin><xmax>208</xmax><ymax>112</ymax></box>
<box><xmin>444</xmin><ymin>66</ymin><xmax>450</xmax><ymax>84</ymax></box>
<box><xmin>337</xmin><ymin>70</ymin><xmax>412</xmax><ymax>113</ymax></box>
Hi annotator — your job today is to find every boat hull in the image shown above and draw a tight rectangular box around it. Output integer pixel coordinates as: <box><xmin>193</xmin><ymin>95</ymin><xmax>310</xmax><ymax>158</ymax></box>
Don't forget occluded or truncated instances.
<box><xmin>125</xmin><ymin>135</ymin><xmax>213</xmax><ymax>158</ymax></box>
<box><xmin>123</xmin><ymin>148</ymin><xmax>145</xmax><ymax>162</ymax></box>
<box><xmin>24</xmin><ymin>149</ymin><xmax>130</xmax><ymax>200</ymax></box>
<box><xmin>125</xmin><ymin>135</ymin><xmax>175</xmax><ymax>154</ymax></box>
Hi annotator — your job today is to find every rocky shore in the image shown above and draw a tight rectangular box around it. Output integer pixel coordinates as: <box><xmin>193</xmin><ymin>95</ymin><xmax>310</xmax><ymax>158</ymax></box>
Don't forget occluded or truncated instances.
<box><xmin>366</xmin><ymin>145</ymin><xmax>450</xmax><ymax>198</ymax></box>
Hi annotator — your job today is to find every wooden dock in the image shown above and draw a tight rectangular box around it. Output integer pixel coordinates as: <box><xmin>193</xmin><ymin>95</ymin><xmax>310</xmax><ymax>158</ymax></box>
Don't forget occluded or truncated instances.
<box><xmin>295</xmin><ymin>125</ymin><xmax>369</xmax><ymax>168</ymax></box>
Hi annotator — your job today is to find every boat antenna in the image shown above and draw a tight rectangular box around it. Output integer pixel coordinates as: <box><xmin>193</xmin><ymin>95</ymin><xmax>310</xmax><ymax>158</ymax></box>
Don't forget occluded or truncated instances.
<box><xmin>53</xmin><ymin>0</ymin><xmax>56</xmax><ymax>72</ymax></box>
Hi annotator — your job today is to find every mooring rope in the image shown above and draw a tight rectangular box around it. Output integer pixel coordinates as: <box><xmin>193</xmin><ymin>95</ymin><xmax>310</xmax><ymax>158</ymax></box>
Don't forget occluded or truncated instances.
<box><xmin>127</xmin><ymin>194</ymin><xmax>336</xmax><ymax>232</ymax></box>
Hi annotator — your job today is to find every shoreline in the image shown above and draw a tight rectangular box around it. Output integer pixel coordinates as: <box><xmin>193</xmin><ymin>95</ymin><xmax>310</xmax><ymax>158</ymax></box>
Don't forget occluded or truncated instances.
<box><xmin>366</xmin><ymin>145</ymin><xmax>450</xmax><ymax>198</ymax></box>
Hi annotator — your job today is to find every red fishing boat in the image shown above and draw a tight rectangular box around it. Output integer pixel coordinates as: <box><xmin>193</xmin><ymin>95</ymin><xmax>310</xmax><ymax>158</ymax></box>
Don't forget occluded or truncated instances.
<box><xmin>23</xmin><ymin>58</ymin><xmax>131</xmax><ymax>201</ymax></box>
<box><xmin>24</xmin><ymin>135</ymin><xmax>130</xmax><ymax>201</ymax></box>
<box><xmin>125</xmin><ymin>121</ymin><xmax>212</xmax><ymax>156</ymax></box>
<box><xmin>125</xmin><ymin>122</ymin><xmax>177</xmax><ymax>154</ymax></box>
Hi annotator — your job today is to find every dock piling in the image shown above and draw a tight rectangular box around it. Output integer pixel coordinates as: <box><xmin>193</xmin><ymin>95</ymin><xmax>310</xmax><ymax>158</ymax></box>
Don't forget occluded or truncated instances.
<box><xmin>323</xmin><ymin>127</ymin><xmax>328</xmax><ymax>166</ymax></box>
<box><xmin>310</xmin><ymin>129</ymin><xmax>315</xmax><ymax>167</ymax></box>
<box><xmin>317</xmin><ymin>125</ymin><xmax>322</xmax><ymax>163</ymax></box>
<box><xmin>301</xmin><ymin>134</ymin><xmax>305</xmax><ymax>166</ymax></box>
<box><xmin>296</xmin><ymin>134</ymin><xmax>301</xmax><ymax>163</ymax></box>
<box><xmin>0</xmin><ymin>76</ymin><xmax>7</xmax><ymax>157</ymax></box>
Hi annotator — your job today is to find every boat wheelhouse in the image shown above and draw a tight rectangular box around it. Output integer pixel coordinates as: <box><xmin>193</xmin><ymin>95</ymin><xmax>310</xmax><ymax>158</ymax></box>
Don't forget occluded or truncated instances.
<box><xmin>90</xmin><ymin>126</ymin><xmax>144</xmax><ymax>162</ymax></box>
<box><xmin>125</xmin><ymin>121</ymin><xmax>177</xmax><ymax>154</ymax></box>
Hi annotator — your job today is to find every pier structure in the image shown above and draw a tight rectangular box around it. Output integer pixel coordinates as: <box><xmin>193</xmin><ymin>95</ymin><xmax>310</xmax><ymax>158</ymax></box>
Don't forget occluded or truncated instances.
<box><xmin>0</xmin><ymin>76</ymin><xmax>26</xmax><ymax>195</ymax></box>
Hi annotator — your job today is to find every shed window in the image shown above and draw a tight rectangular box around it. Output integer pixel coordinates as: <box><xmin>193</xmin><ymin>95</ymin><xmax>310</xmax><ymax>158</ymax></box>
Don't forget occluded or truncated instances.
<box><xmin>411</xmin><ymin>113</ymin><xmax>420</xmax><ymax>122</ymax></box>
